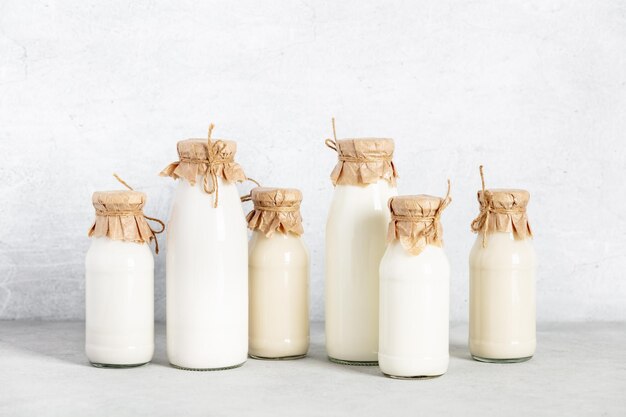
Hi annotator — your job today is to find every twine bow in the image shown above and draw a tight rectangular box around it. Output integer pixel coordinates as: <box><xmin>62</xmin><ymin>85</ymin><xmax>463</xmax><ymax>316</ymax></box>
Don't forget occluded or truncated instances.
<box><xmin>201</xmin><ymin>124</ymin><xmax>229</xmax><ymax>208</ymax></box>
<box><xmin>112</xmin><ymin>174</ymin><xmax>165</xmax><ymax>254</ymax></box>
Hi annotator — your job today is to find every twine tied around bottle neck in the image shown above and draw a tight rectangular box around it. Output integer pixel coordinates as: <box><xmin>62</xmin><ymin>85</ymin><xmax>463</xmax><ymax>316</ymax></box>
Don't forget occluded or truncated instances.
<box><xmin>244</xmin><ymin>187</ymin><xmax>304</xmax><ymax>237</ymax></box>
<box><xmin>107</xmin><ymin>173</ymin><xmax>166</xmax><ymax>254</ymax></box>
<box><xmin>176</xmin><ymin>124</ymin><xmax>237</xmax><ymax>208</ymax></box>
<box><xmin>324</xmin><ymin>117</ymin><xmax>393</xmax><ymax>162</ymax></box>
<box><xmin>251</xmin><ymin>203</ymin><xmax>301</xmax><ymax>213</ymax></box>
<box><xmin>470</xmin><ymin>166</ymin><xmax>526</xmax><ymax>248</ymax></box>
<box><xmin>391</xmin><ymin>179</ymin><xmax>452</xmax><ymax>243</ymax></box>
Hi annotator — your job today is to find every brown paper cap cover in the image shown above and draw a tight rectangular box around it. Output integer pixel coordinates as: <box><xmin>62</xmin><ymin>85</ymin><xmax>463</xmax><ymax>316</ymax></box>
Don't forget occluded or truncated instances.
<box><xmin>329</xmin><ymin>138</ymin><xmax>397</xmax><ymax>186</ymax></box>
<box><xmin>387</xmin><ymin>194</ymin><xmax>450</xmax><ymax>256</ymax></box>
<box><xmin>471</xmin><ymin>188</ymin><xmax>532</xmax><ymax>240</ymax></box>
<box><xmin>159</xmin><ymin>139</ymin><xmax>247</xmax><ymax>187</ymax></box>
<box><xmin>246</xmin><ymin>187</ymin><xmax>304</xmax><ymax>237</ymax></box>
<box><xmin>88</xmin><ymin>190</ymin><xmax>157</xmax><ymax>245</ymax></box>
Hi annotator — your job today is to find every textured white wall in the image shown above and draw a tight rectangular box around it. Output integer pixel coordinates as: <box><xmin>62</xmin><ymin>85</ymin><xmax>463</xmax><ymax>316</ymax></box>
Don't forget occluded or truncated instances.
<box><xmin>1</xmin><ymin>0</ymin><xmax>625</xmax><ymax>322</ymax></box>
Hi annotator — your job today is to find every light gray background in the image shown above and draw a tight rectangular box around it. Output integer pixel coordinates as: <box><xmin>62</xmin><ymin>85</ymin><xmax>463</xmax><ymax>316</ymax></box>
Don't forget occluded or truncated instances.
<box><xmin>1</xmin><ymin>0</ymin><xmax>625</xmax><ymax>322</ymax></box>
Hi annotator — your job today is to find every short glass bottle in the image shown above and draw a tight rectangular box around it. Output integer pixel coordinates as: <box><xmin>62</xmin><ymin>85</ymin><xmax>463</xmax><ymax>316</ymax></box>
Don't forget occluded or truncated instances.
<box><xmin>247</xmin><ymin>187</ymin><xmax>309</xmax><ymax>359</ymax></box>
<box><xmin>469</xmin><ymin>182</ymin><xmax>536</xmax><ymax>363</ymax></box>
<box><xmin>85</xmin><ymin>190</ymin><xmax>161</xmax><ymax>368</ymax></box>
<box><xmin>379</xmin><ymin>191</ymin><xmax>451</xmax><ymax>379</ymax></box>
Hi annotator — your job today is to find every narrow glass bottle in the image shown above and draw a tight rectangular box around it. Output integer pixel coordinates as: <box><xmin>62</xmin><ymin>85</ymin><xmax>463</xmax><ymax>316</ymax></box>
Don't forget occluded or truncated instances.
<box><xmin>160</xmin><ymin>125</ymin><xmax>249</xmax><ymax>371</ymax></box>
<box><xmin>469</xmin><ymin>166</ymin><xmax>536</xmax><ymax>363</ymax></box>
<box><xmin>379</xmin><ymin>184</ymin><xmax>451</xmax><ymax>378</ymax></box>
<box><xmin>247</xmin><ymin>187</ymin><xmax>309</xmax><ymax>360</ymax></box>
<box><xmin>324</xmin><ymin>120</ymin><xmax>399</xmax><ymax>365</ymax></box>
<box><xmin>85</xmin><ymin>184</ymin><xmax>163</xmax><ymax>368</ymax></box>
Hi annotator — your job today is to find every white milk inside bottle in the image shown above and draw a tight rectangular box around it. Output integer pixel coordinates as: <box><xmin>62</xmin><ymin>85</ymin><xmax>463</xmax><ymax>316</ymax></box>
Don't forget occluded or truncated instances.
<box><xmin>379</xmin><ymin>191</ymin><xmax>451</xmax><ymax>378</ymax></box>
<box><xmin>161</xmin><ymin>133</ymin><xmax>249</xmax><ymax>370</ymax></box>
<box><xmin>324</xmin><ymin>134</ymin><xmax>398</xmax><ymax>364</ymax></box>
<box><xmin>85</xmin><ymin>189</ymin><xmax>163</xmax><ymax>367</ymax></box>
<box><xmin>469</xmin><ymin>167</ymin><xmax>536</xmax><ymax>363</ymax></box>
<box><xmin>247</xmin><ymin>187</ymin><xmax>309</xmax><ymax>359</ymax></box>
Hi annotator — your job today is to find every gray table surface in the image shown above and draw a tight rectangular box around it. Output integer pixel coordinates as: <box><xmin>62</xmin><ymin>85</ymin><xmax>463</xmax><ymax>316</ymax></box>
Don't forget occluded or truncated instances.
<box><xmin>0</xmin><ymin>321</ymin><xmax>624</xmax><ymax>416</ymax></box>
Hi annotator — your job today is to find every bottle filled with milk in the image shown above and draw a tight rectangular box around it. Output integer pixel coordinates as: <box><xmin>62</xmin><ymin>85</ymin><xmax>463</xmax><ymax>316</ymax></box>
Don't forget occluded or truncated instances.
<box><xmin>160</xmin><ymin>125</ymin><xmax>249</xmax><ymax>370</ymax></box>
<box><xmin>469</xmin><ymin>166</ymin><xmax>536</xmax><ymax>363</ymax></box>
<box><xmin>246</xmin><ymin>187</ymin><xmax>310</xmax><ymax>360</ymax></box>
<box><xmin>379</xmin><ymin>184</ymin><xmax>451</xmax><ymax>378</ymax></box>
<box><xmin>85</xmin><ymin>178</ymin><xmax>164</xmax><ymax>368</ymax></box>
<box><xmin>324</xmin><ymin>120</ymin><xmax>398</xmax><ymax>365</ymax></box>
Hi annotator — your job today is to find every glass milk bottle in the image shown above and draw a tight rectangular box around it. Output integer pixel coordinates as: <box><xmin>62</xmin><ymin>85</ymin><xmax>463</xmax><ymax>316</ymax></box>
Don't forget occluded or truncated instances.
<box><xmin>160</xmin><ymin>129</ymin><xmax>249</xmax><ymax>370</ymax></box>
<box><xmin>469</xmin><ymin>166</ymin><xmax>536</xmax><ymax>363</ymax></box>
<box><xmin>379</xmin><ymin>188</ymin><xmax>451</xmax><ymax>379</ymax></box>
<box><xmin>85</xmin><ymin>189</ymin><xmax>163</xmax><ymax>367</ymax></box>
<box><xmin>324</xmin><ymin>131</ymin><xmax>398</xmax><ymax>365</ymax></box>
<box><xmin>247</xmin><ymin>187</ymin><xmax>309</xmax><ymax>359</ymax></box>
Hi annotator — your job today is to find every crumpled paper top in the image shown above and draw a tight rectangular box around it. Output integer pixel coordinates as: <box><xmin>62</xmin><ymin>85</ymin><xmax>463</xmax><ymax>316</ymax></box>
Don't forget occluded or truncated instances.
<box><xmin>159</xmin><ymin>139</ymin><xmax>247</xmax><ymax>187</ymax></box>
<box><xmin>387</xmin><ymin>194</ymin><xmax>450</xmax><ymax>256</ymax></box>
<box><xmin>88</xmin><ymin>190</ymin><xmax>158</xmax><ymax>247</ymax></box>
<box><xmin>246</xmin><ymin>187</ymin><xmax>304</xmax><ymax>237</ymax></box>
<box><xmin>471</xmin><ymin>188</ymin><xmax>532</xmax><ymax>241</ymax></box>
<box><xmin>328</xmin><ymin>138</ymin><xmax>397</xmax><ymax>186</ymax></box>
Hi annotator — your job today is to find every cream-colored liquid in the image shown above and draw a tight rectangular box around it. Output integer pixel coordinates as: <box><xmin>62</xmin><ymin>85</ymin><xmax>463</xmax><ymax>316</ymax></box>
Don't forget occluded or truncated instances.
<box><xmin>379</xmin><ymin>242</ymin><xmax>449</xmax><ymax>377</ymax></box>
<box><xmin>166</xmin><ymin>176</ymin><xmax>248</xmax><ymax>370</ymax></box>
<box><xmin>325</xmin><ymin>180</ymin><xmax>397</xmax><ymax>363</ymax></box>
<box><xmin>85</xmin><ymin>237</ymin><xmax>154</xmax><ymax>366</ymax></box>
<box><xmin>469</xmin><ymin>232</ymin><xmax>536</xmax><ymax>361</ymax></box>
<box><xmin>248</xmin><ymin>231</ymin><xmax>309</xmax><ymax>359</ymax></box>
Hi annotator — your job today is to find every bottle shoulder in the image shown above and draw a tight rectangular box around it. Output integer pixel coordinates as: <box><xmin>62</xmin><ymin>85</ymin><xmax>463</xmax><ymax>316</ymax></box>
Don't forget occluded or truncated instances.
<box><xmin>249</xmin><ymin>232</ymin><xmax>309</xmax><ymax>266</ymax></box>
<box><xmin>327</xmin><ymin>181</ymin><xmax>396</xmax><ymax>224</ymax></box>
<box><xmin>171</xmin><ymin>176</ymin><xmax>243</xmax><ymax>208</ymax></box>
<box><xmin>86</xmin><ymin>237</ymin><xmax>154</xmax><ymax>267</ymax></box>
<box><xmin>330</xmin><ymin>181</ymin><xmax>397</xmax><ymax>200</ymax></box>
<box><xmin>469</xmin><ymin>233</ymin><xmax>536</xmax><ymax>268</ymax></box>
<box><xmin>380</xmin><ymin>242</ymin><xmax>450</xmax><ymax>276</ymax></box>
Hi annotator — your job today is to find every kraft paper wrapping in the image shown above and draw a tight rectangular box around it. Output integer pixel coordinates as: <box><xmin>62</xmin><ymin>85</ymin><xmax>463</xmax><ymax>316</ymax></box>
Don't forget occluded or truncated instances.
<box><xmin>387</xmin><ymin>193</ymin><xmax>451</xmax><ymax>256</ymax></box>
<box><xmin>470</xmin><ymin>188</ymin><xmax>532</xmax><ymax>241</ymax></box>
<box><xmin>88</xmin><ymin>190</ymin><xmax>158</xmax><ymax>246</ymax></box>
<box><xmin>246</xmin><ymin>187</ymin><xmax>304</xmax><ymax>237</ymax></box>
<box><xmin>160</xmin><ymin>139</ymin><xmax>247</xmax><ymax>188</ymax></box>
<box><xmin>327</xmin><ymin>138</ymin><xmax>397</xmax><ymax>186</ymax></box>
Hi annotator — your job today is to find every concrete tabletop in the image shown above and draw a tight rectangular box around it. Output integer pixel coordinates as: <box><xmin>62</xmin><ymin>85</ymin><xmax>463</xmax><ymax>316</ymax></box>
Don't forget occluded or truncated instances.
<box><xmin>0</xmin><ymin>321</ymin><xmax>624</xmax><ymax>416</ymax></box>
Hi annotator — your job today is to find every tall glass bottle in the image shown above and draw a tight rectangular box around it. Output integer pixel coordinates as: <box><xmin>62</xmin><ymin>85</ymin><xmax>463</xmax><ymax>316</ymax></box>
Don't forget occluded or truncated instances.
<box><xmin>325</xmin><ymin>134</ymin><xmax>398</xmax><ymax>365</ymax></box>
<box><xmin>86</xmin><ymin>189</ymin><xmax>162</xmax><ymax>368</ymax></box>
<box><xmin>160</xmin><ymin>130</ymin><xmax>249</xmax><ymax>370</ymax></box>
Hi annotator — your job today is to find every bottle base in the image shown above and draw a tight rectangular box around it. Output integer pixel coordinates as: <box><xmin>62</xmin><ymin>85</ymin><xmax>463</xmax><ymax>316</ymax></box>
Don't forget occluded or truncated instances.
<box><xmin>249</xmin><ymin>353</ymin><xmax>307</xmax><ymax>361</ymax></box>
<box><xmin>90</xmin><ymin>361</ymin><xmax>150</xmax><ymax>368</ymax></box>
<box><xmin>169</xmin><ymin>361</ymin><xmax>246</xmax><ymax>371</ymax></box>
<box><xmin>383</xmin><ymin>372</ymin><xmax>444</xmax><ymax>380</ymax></box>
<box><xmin>328</xmin><ymin>356</ymin><xmax>378</xmax><ymax>366</ymax></box>
<box><xmin>471</xmin><ymin>355</ymin><xmax>533</xmax><ymax>364</ymax></box>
